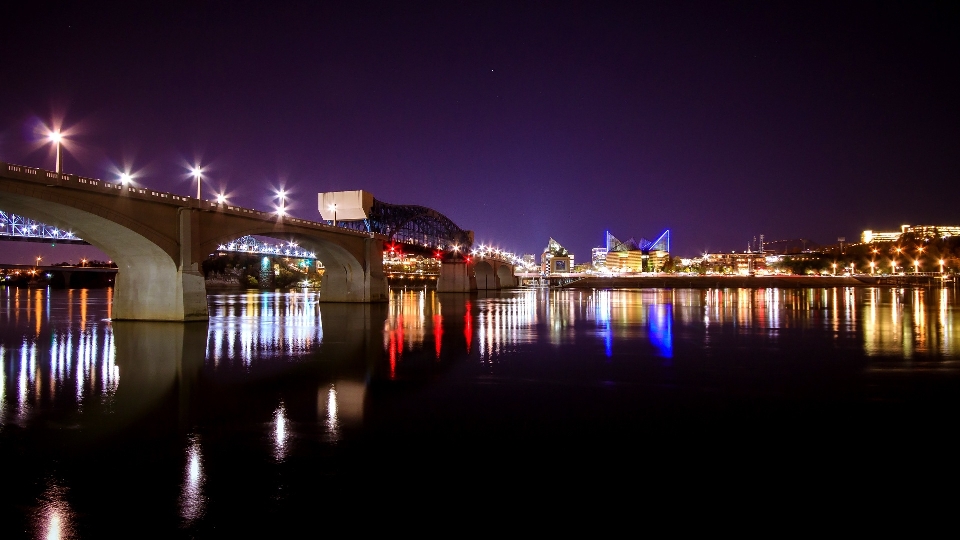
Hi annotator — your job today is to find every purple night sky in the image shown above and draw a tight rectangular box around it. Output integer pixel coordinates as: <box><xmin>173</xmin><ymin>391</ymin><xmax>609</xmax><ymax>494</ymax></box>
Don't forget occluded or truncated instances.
<box><xmin>2</xmin><ymin>2</ymin><xmax>957</xmax><ymax>265</ymax></box>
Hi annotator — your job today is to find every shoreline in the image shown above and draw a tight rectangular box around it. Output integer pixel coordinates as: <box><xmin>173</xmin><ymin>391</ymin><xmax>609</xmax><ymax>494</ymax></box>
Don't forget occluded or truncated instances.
<box><xmin>558</xmin><ymin>275</ymin><xmax>950</xmax><ymax>289</ymax></box>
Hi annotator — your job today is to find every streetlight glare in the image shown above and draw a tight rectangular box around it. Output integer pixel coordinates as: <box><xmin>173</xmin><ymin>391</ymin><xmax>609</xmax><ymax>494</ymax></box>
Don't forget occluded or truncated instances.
<box><xmin>120</xmin><ymin>172</ymin><xmax>132</xmax><ymax>184</ymax></box>
<box><xmin>48</xmin><ymin>131</ymin><xmax>62</xmax><ymax>143</ymax></box>
<box><xmin>192</xmin><ymin>165</ymin><xmax>203</xmax><ymax>199</ymax></box>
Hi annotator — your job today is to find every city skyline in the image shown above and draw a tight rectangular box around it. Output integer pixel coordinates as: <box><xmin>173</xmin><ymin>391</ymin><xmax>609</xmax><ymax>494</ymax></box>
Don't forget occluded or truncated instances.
<box><xmin>1</xmin><ymin>2</ymin><xmax>957</xmax><ymax>263</ymax></box>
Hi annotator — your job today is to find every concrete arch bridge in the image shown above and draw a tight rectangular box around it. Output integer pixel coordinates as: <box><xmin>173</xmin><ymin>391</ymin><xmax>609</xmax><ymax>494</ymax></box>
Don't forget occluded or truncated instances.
<box><xmin>1</xmin><ymin>161</ymin><xmax>387</xmax><ymax>321</ymax></box>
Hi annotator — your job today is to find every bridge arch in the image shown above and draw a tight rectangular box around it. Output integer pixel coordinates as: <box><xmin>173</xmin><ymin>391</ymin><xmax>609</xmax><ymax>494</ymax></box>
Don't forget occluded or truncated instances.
<box><xmin>206</xmin><ymin>229</ymin><xmax>381</xmax><ymax>302</ymax></box>
<box><xmin>0</xmin><ymin>191</ymin><xmax>206</xmax><ymax>321</ymax></box>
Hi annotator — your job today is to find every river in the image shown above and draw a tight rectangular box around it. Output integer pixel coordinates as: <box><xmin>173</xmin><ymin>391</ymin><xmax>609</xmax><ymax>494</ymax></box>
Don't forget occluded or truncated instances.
<box><xmin>2</xmin><ymin>285</ymin><xmax>959</xmax><ymax>536</ymax></box>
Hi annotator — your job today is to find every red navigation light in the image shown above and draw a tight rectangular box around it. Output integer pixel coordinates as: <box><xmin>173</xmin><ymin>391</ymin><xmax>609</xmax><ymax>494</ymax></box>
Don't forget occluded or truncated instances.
<box><xmin>464</xmin><ymin>256</ymin><xmax>472</xmax><ymax>263</ymax></box>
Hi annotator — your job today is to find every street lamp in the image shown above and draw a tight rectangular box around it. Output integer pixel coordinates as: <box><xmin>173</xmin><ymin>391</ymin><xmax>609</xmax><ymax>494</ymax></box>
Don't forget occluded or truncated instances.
<box><xmin>869</xmin><ymin>261</ymin><xmax>875</xmax><ymax>275</ymax></box>
<box><xmin>832</xmin><ymin>262</ymin><xmax>837</xmax><ymax>276</ymax></box>
<box><xmin>850</xmin><ymin>262</ymin><xmax>855</xmax><ymax>275</ymax></box>
<box><xmin>914</xmin><ymin>259</ymin><xmax>920</xmax><ymax>273</ymax></box>
<box><xmin>328</xmin><ymin>203</ymin><xmax>337</xmax><ymax>226</ymax></box>
<box><xmin>48</xmin><ymin>130</ymin><xmax>63</xmax><ymax>173</ymax></box>
<box><xmin>217</xmin><ymin>193</ymin><xmax>226</xmax><ymax>204</ymax></box>
<box><xmin>193</xmin><ymin>166</ymin><xmax>203</xmax><ymax>200</ymax></box>
<box><xmin>120</xmin><ymin>172</ymin><xmax>132</xmax><ymax>185</ymax></box>
<box><xmin>36</xmin><ymin>256</ymin><xmax>42</xmax><ymax>268</ymax></box>
<box><xmin>891</xmin><ymin>260</ymin><xmax>897</xmax><ymax>275</ymax></box>
<box><xmin>939</xmin><ymin>259</ymin><xmax>945</xmax><ymax>274</ymax></box>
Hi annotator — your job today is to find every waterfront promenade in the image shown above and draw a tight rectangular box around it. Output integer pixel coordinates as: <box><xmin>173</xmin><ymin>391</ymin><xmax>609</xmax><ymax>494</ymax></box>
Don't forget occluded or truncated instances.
<box><xmin>559</xmin><ymin>274</ymin><xmax>950</xmax><ymax>289</ymax></box>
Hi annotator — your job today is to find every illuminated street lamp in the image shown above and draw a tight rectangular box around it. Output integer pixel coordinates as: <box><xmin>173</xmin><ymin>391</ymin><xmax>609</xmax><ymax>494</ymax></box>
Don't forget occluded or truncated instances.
<box><xmin>48</xmin><ymin>130</ymin><xmax>63</xmax><ymax>173</ymax></box>
<box><xmin>36</xmin><ymin>256</ymin><xmax>42</xmax><ymax>269</ymax></box>
<box><xmin>891</xmin><ymin>260</ymin><xmax>897</xmax><ymax>275</ymax></box>
<box><xmin>869</xmin><ymin>261</ymin><xmax>875</xmax><ymax>275</ymax></box>
<box><xmin>277</xmin><ymin>189</ymin><xmax>287</xmax><ymax>217</ymax></box>
<box><xmin>832</xmin><ymin>262</ymin><xmax>837</xmax><ymax>276</ymax></box>
<box><xmin>850</xmin><ymin>262</ymin><xmax>855</xmax><ymax>275</ymax></box>
<box><xmin>217</xmin><ymin>193</ymin><xmax>226</xmax><ymax>204</ymax></box>
<box><xmin>939</xmin><ymin>259</ymin><xmax>945</xmax><ymax>274</ymax></box>
<box><xmin>914</xmin><ymin>259</ymin><xmax>920</xmax><ymax>273</ymax></box>
<box><xmin>328</xmin><ymin>203</ymin><xmax>337</xmax><ymax>226</ymax></box>
<box><xmin>80</xmin><ymin>258</ymin><xmax>87</xmax><ymax>267</ymax></box>
<box><xmin>193</xmin><ymin>166</ymin><xmax>203</xmax><ymax>200</ymax></box>
<box><xmin>120</xmin><ymin>172</ymin><xmax>132</xmax><ymax>185</ymax></box>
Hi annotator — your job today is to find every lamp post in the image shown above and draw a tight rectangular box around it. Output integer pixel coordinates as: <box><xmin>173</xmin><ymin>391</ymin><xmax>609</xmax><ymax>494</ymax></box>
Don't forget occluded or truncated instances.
<box><xmin>940</xmin><ymin>259</ymin><xmax>945</xmax><ymax>275</ymax></box>
<box><xmin>48</xmin><ymin>130</ymin><xmax>63</xmax><ymax>173</ymax></box>
<box><xmin>120</xmin><ymin>172</ymin><xmax>131</xmax><ymax>185</ymax></box>
<box><xmin>914</xmin><ymin>259</ymin><xmax>920</xmax><ymax>274</ymax></box>
<box><xmin>869</xmin><ymin>261</ymin><xmax>875</xmax><ymax>275</ymax></box>
<box><xmin>328</xmin><ymin>203</ymin><xmax>337</xmax><ymax>226</ymax></box>
<box><xmin>36</xmin><ymin>256</ymin><xmax>42</xmax><ymax>270</ymax></box>
<box><xmin>193</xmin><ymin>166</ymin><xmax>203</xmax><ymax>200</ymax></box>
<box><xmin>891</xmin><ymin>260</ymin><xmax>896</xmax><ymax>275</ymax></box>
<box><xmin>278</xmin><ymin>190</ymin><xmax>287</xmax><ymax>217</ymax></box>
<box><xmin>832</xmin><ymin>262</ymin><xmax>837</xmax><ymax>276</ymax></box>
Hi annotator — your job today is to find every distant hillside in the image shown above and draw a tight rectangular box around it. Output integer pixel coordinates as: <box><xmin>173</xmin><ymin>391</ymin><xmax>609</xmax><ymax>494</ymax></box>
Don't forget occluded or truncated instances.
<box><xmin>763</xmin><ymin>238</ymin><xmax>821</xmax><ymax>254</ymax></box>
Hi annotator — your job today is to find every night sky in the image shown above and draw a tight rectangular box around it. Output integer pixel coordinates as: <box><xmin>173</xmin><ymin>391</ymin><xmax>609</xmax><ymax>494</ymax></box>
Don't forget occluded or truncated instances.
<box><xmin>2</xmin><ymin>1</ymin><xmax>957</xmax><ymax>264</ymax></box>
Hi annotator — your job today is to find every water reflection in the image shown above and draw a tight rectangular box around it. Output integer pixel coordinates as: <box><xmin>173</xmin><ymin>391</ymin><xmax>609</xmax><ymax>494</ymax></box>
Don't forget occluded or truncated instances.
<box><xmin>0</xmin><ymin>303</ymin><xmax>116</xmax><ymax>428</ymax></box>
<box><xmin>862</xmin><ymin>287</ymin><xmax>958</xmax><ymax>357</ymax></box>
<box><xmin>207</xmin><ymin>291</ymin><xmax>324</xmax><ymax>367</ymax></box>
<box><xmin>273</xmin><ymin>401</ymin><xmax>288</xmax><ymax>462</ymax></box>
<box><xmin>379</xmin><ymin>287</ymin><xmax>960</xmax><ymax>366</ymax></box>
<box><xmin>180</xmin><ymin>434</ymin><xmax>206</xmax><ymax>524</ymax></box>
<box><xmin>33</xmin><ymin>479</ymin><xmax>75</xmax><ymax>540</ymax></box>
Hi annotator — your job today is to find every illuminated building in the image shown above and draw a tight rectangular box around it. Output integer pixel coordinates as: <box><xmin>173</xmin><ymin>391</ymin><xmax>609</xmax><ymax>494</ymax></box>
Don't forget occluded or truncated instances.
<box><xmin>601</xmin><ymin>230</ymin><xmax>670</xmax><ymax>273</ymax></box>
<box><xmin>701</xmin><ymin>251</ymin><xmax>767</xmax><ymax>275</ymax></box>
<box><xmin>541</xmin><ymin>238</ymin><xmax>574</xmax><ymax>274</ymax></box>
<box><xmin>862</xmin><ymin>225</ymin><xmax>960</xmax><ymax>243</ymax></box>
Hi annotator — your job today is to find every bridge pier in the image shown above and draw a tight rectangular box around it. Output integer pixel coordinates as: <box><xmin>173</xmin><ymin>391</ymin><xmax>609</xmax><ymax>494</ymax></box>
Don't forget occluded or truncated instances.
<box><xmin>437</xmin><ymin>260</ymin><xmax>477</xmax><ymax>292</ymax></box>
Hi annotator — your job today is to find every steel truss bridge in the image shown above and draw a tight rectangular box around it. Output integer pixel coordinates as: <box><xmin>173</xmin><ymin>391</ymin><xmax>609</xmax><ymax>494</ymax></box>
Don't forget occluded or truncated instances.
<box><xmin>217</xmin><ymin>236</ymin><xmax>317</xmax><ymax>258</ymax></box>
<box><xmin>0</xmin><ymin>211</ymin><xmax>89</xmax><ymax>244</ymax></box>
<box><xmin>333</xmin><ymin>199</ymin><xmax>474</xmax><ymax>254</ymax></box>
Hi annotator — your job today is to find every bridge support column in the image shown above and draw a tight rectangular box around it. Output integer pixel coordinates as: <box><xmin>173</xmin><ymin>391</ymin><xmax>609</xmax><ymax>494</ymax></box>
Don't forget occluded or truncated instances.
<box><xmin>179</xmin><ymin>208</ymin><xmax>209</xmax><ymax>319</ymax></box>
<box><xmin>437</xmin><ymin>260</ymin><xmax>477</xmax><ymax>292</ymax></box>
<box><xmin>112</xmin><ymin>208</ymin><xmax>208</xmax><ymax>321</ymax></box>
<box><xmin>363</xmin><ymin>237</ymin><xmax>389</xmax><ymax>302</ymax></box>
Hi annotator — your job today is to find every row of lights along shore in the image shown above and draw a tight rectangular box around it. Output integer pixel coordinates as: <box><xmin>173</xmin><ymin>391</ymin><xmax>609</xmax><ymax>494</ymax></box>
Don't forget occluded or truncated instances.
<box><xmin>828</xmin><ymin>244</ymin><xmax>946</xmax><ymax>275</ymax></box>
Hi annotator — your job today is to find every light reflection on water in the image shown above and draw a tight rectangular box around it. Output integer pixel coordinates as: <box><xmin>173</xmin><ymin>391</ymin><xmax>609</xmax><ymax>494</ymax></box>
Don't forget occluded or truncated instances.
<box><xmin>1</xmin><ymin>284</ymin><xmax>959</xmax><ymax>535</ymax></box>
<box><xmin>180</xmin><ymin>433</ymin><xmax>206</xmax><ymax>524</ymax></box>
<box><xmin>33</xmin><ymin>479</ymin><xmax>75</xmax><ymax>540</ymax></box>
<box><xmin>1</xmin><ymin>286</ymin><xmax>958</xmax><ymax>431</ymax></box>
<box><xmin>206</xmin><ymin>291</ymin><xmax>323</xmax><ymax>367</ymax></box>
<box><xmin>273</xmin><ymin>401</ymin><xmax>289</xmax><ymax>462</ymax></box>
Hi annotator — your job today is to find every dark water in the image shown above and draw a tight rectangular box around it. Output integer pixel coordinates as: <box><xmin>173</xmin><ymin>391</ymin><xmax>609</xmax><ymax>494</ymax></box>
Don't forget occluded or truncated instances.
<box><xmin>2</xmin><ymin>285</ymin><xmax>960</xmax><ymax>535</ymax></box>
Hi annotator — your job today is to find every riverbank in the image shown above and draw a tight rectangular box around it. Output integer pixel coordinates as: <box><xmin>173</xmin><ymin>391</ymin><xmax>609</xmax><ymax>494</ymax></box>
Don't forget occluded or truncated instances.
<box><xmin>559</xmin><ymin>275</ymin><xmax>927</xmax><ymax>289</ymax></box>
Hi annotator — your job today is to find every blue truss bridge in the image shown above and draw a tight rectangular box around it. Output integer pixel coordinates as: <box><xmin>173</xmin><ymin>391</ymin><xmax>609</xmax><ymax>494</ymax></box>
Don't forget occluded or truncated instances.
<box><xmin>0</xmin><ymin>211</ymin><xmax>89</xmax><ymax>244</ymax></box>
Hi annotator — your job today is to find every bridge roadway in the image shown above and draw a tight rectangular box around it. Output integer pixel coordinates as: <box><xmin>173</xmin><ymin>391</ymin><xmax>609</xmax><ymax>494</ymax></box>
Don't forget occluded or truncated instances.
<box><xmin>0</xmin><ymin>161</ymin><xmax>388</xmax><ymax>321</ymax></box>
